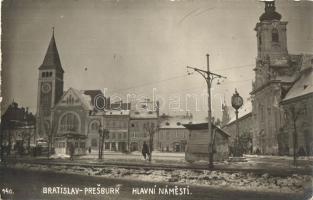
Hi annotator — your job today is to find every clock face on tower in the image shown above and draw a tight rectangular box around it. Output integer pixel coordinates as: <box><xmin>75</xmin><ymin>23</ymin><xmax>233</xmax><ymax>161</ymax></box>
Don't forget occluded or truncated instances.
<box><xmin>41</xmin><ymin>82</ymin><xmax>52</xmax><ymax>93</ymax></box>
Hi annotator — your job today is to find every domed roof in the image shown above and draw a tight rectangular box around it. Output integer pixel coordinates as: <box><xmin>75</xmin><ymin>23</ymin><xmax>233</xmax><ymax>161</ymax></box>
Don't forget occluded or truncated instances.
<box><xmin>259</xmin><ymin>1</ymin><xmax>281</xmax><ymax>22</ymax></box>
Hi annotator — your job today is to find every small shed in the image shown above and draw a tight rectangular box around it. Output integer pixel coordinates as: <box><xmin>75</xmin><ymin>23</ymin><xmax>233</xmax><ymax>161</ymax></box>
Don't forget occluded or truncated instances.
<box><xmin>54</xmin><ymin>133</ymin><xmax>87</xmax><ymax>155</ymax></box>
<box><xmin>183</xmin><ymin>123</ymin><xmax>230</xmax><ymax>162</ymax></box>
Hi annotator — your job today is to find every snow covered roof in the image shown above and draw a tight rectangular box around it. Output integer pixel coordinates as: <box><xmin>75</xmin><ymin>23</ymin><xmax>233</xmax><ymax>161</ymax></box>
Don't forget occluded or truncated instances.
<box><xmin>71</xmin><ymin>88</ymin><xmax>93</xmax><ymax>110</ymax></box>
<box><xmin>282</xmin><ymin>68</ymin><xmax>313</xmax><ymax>102</ymax></box>
<box><xmin>183</xmin><ymin>123</ymin><xmax>230</xmax><ymax>137</ymax></box>
<box><xmin>105</xmin><ymin>109</ymin><xmax>130</xmax><ymax>116</ymax></box>
<box><xmin>130</xmin><ymin>110</ymin><xmax>158</xmax><ymax>119</ymax></box>
<box><xmin>159</xmin><ymin>115</ymin><xmax>193</xmax><ymax>129</ymax></box>
<box><xmin>299</xmin><ymin>54</ymin><xmax>313</xmax><ymax>72</ymax></box>
<box><xmin>226</xmin><ymin>99</ymin><xmax>252</xmax><ymax>125</ymax></box>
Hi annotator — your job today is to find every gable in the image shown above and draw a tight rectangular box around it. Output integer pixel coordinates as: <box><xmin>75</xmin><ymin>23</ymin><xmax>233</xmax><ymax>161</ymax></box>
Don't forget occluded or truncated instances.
<box><xmin>54</xmin><ymin>88</ymin><xmax>93</xmax><ymax>110</ymax></box>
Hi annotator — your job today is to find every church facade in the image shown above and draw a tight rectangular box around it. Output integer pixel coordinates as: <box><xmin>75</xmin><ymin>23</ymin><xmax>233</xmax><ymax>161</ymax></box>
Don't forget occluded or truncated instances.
<box><xmin>36</xmin><ymin>31</ymin><xmax>132</xmax><ymax>155</ymax></box>
<box><xmin>251</xmin><ymin>2</ymin><xmax>313</xmax><ymax>155</ymax></box>
<box><xmin>36</xmin><ymin>32</ymin><xmax>162</xmax><ymax>155</ymax></box>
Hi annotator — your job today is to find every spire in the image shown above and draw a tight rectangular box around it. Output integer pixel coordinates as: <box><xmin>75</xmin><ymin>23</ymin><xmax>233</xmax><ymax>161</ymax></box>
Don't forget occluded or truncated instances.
<box><xmin>39</xmin><ymin>27</ymin><xmax>64</xmax><ymax>73</ymax></box>
<box><xmin>259</xmin><ymin>1</ymin><xmax>281</xmax><ymax>22</ymax></box>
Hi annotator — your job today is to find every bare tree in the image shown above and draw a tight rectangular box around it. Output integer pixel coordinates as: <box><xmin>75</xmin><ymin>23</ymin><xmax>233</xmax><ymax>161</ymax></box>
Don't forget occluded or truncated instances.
<box><xmin>144</xmin><ymin>122</ymin><xmax>157</xmax><ymax>162</ymax></box>
<box><xmin>45</xmin><ymin>118</ymin><xmax>58</xmax><ymax>158</ymax></box>
<box><xmin>286</xmin><ymin>104</ymin><xmax>305</xmax><ymax>166</ymax></box>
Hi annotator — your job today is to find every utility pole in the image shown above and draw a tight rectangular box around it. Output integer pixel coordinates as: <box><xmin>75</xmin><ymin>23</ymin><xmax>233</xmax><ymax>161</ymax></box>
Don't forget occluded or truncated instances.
<box><xmin>187</xmin><ymin>54</ymin><xmax>226</xmax><ymax>169</ymax></box>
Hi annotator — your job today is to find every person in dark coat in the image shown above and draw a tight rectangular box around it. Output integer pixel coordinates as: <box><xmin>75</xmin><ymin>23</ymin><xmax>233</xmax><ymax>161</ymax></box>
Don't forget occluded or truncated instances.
<box><xmin>142</xmin><ymin>141</ymin><xmax>149</xmax><ymax>160</ymax></box>
<box><xmin>69</xmin><ymin>143</ymin><xmax>75</xmax><ymax>161</ymax></box>
<box><xmin>88</xmin><ymin>146</ymin><xmax>91</xmax><ymax>154</ymax></box>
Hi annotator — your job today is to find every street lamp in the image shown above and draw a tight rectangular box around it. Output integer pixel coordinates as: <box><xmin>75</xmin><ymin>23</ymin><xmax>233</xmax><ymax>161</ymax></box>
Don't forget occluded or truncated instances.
<box><xmin>231</xmin><ymin>89</ymin><xmax>243</xmax><ymax>157</ymax></box>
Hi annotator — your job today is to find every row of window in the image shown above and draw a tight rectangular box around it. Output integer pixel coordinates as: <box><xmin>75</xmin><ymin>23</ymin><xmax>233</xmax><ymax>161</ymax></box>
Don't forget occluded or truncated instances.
<box><xmin>42</xmin><ymin>71</ymin><xmax>53</xmax><ymax>78</ymax></box>
<box><xmin>130</xmin><ymin>122</ymin><xmax>156</xmax><ymax>129</ymax></box>
<box><xmin>56</xmin><ymin>142</ymin><xmax>85</xmax><ymax>148</ymax></box>
<box><xmin>159</xmin><ymin>131</ymin><xmax>186</xmax><ymax>140</ymax></box>
<box><xmin>89</xmin><ymin>120</ymin><xmax>128</xmax><ymax>131</ymax></box>
<box><xmin>110</xmin><ymin>132</ymin><xmax>127</xmax><ymax>140</ymax></box>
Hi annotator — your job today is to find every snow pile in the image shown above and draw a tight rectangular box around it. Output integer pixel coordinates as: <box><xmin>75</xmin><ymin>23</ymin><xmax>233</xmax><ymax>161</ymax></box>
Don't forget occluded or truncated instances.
<box><xmin>7</xmin><ymin>162</ymin><xmax>312</xmax><ymax>193</ymax></box>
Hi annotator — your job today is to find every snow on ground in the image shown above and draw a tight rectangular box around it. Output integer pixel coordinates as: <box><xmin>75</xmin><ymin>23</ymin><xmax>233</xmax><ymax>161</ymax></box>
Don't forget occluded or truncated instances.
<box><xmin>8</xmin><ymin>162</ymin><xmax>312</xmax><ymax>194</ymax></box>
<box><xmin>50</xmin><ymin>154</ymin><xmax>70</xmax><ymax>159</ymax></box>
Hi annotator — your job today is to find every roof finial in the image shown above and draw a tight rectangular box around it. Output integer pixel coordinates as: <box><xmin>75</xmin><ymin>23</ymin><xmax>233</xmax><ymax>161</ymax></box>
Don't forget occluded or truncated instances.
<box><xmin>259</xmin><ymin>0</ymin><xmax>281</xmax><ymax>21</ymax></box>
<box><xmin>265</xmin><ymin>1</ymin><xmax>275</xmax><ymax>13</ymax></box>
<box><xmin>52</xmin><ymin>26</ymin><xmax>55</xmax><ymax>36</ymax></box>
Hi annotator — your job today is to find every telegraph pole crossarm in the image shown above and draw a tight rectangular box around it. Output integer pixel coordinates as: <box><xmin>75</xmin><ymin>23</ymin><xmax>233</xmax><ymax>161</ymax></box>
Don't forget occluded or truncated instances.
<box><xmin>186</xmin><ymin>54</ymin><xmax>226</xmax><ymax>169</ymax></box>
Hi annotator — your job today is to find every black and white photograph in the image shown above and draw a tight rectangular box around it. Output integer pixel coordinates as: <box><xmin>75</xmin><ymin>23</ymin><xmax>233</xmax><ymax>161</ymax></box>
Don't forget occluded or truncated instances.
<box><xmin>0</xmin><ymin>0</ymin><xmax>312</xmax><ymax>199</ymax></box>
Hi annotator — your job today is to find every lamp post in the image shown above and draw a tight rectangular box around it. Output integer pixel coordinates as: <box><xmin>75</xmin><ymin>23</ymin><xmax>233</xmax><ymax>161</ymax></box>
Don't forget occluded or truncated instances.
<box><xmin>98</xmin><ymin>125</ymin><xmax>109</xmax><ymax>160</ymax></box>
<box><xmin>231</xmin><ymin>89</ymin><xmax>243</xmax><ymax>157</ymax></box>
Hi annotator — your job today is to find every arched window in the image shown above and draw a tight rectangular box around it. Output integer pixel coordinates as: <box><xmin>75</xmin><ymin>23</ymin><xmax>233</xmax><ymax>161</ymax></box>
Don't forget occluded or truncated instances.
<box><xmin>59</xmin><ymin>112</ymin><xmax>80</xmax><ymax>132</ymax></box>
<box><xmin>272</xmin><ymin>28</ymin><xmax>279</xmax><ymax>42</ymax></box>
<box><xmin>90</xmin><ymin>121</ymin><xmax>100</xmax><ymax>132</ymax></box>
<box><xmin>66</xmin><ymin>95</ymin><xmax>75</xmax><ymax>105</ymax></box>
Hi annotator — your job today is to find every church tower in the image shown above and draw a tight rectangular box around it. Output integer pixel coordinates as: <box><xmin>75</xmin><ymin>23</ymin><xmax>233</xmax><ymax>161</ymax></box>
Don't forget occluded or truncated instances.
<box><xmin>36</xmin><ymin>29</ymin><xmax>64</xmax><ymax>137</ymax></box>
<box><xmin>251</xmin><ymin>1</ymin><xmax>291</xmax><ymax>155</ymax></box>
<box><xmin>255</xmin><ymin>1</ymin><xmax>288</xmax><ymax>61</ymax></box>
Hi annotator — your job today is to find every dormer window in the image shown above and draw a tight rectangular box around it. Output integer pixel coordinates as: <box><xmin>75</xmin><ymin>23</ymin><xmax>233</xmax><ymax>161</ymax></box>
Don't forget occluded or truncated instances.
<box><xmin>272</xmin><ymin>28</ymin><xmax>279</xmax><ymax>42</ymax></box>
<box><xmin>165</xmin><ymin>122</ymin><xmax>170</xmax><ymax>126</ymax></box>
<box><xmin>176</xmin><ymin>122</ymin><xmax>181</xmax><ymax>126</ymax></box>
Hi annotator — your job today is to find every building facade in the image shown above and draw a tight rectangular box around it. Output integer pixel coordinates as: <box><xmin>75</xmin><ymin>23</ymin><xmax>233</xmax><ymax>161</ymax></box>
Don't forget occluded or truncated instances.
<box><xmin>280</xmin><ymin>65</ymin><xmax>313</xmax><ymax>156</ymax></box>
<box><xmin>129</xmin><ymin>108</ymin><xmax>158</xmax><ymax>152</ymax></box>
<box><xmin>155</xmin><ymin>114</ymin><xmax>192</xmax><ymax>152</ymax></box>
<box><xmin>36</xmin><ymin>32</ymin><xmax>134</xmax><ymax>155</ymax></box>
<box><xmin>251</xmin><ymin>1</ymin><xmax>312</xmax><ymax>155</ymax></box>
<box><xmin>222</xmin><ymin>102</ymin><xmax>253</xmax><ymax>154</ymax></box>
<box><xmin>101</xmin><ymin>110</ymin><xmax>129</xmax><ymax>152</ymax></box>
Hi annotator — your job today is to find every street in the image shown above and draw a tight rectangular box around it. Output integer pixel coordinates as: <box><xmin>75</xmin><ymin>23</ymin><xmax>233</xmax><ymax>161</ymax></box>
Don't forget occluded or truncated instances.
<box><xmin>0</xmin><ymin>167</ymin><xmax>311</xmax><ymax>200</ymax></box>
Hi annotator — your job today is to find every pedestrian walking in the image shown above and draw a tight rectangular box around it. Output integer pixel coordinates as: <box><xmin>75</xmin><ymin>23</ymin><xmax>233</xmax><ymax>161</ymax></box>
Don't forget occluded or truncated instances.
<box><xmin>142</xmin><ymin>141</ymin><xmax>149</xmax><ymax>160</ymax></box>
<box><xmin>88</xmin><ymin>146</ymin><xmax>91</xmax><ymax>154</ymax></box>
<box><xmin>69</xmin><ymin>143</ymin><xmax>75</xmax><ymax>161</ymax></box>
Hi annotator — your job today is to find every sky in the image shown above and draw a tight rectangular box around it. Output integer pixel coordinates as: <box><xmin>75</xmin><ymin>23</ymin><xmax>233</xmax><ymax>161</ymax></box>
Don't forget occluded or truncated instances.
<box><xmin>1</xmin><ymin>0</ymin><xmax>313</xmax><ymax>121</ymax></box>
